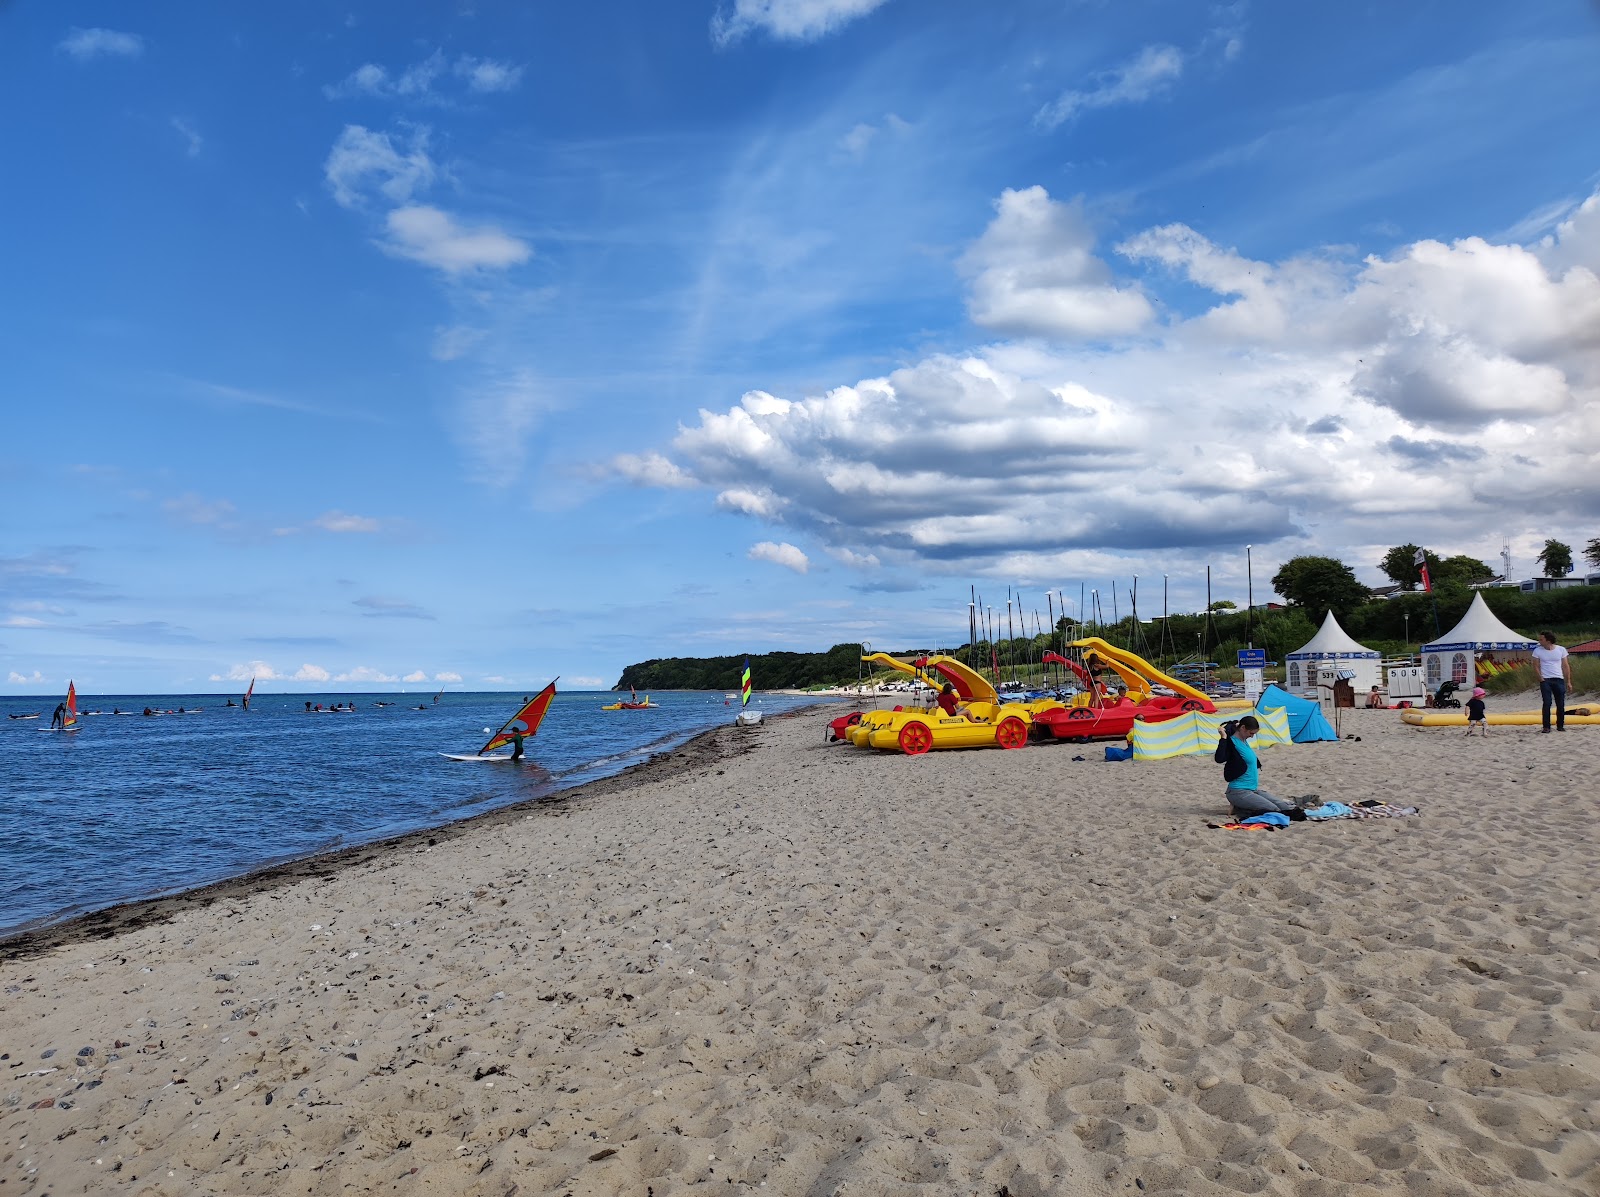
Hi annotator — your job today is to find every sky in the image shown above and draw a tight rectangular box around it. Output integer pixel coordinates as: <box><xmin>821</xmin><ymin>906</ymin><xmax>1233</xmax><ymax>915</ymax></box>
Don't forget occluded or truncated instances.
<box><xmin>3</xmin><ymin>0</ymin><xmax>1599</xmax><ymax>694</ymax></box>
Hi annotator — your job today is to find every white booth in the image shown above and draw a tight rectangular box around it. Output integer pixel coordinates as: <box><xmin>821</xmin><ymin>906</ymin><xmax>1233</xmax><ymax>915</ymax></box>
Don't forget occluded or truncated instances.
<box><xmin>1286</xmin><ymin>611</ymin><xmax>1381</xmax><ymax>697</ymax></box>
<box><xmin>1421</xmin><ymin>593</ymin><xmax>1536</xmax><ymax>692</ymax></box>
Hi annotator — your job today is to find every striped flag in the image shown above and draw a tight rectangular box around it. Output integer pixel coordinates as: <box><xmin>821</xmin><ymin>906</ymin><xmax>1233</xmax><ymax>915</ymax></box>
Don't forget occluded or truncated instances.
<box><xmin>740</xmin><ymin>658</ymin><xmax>752</xmax><ymax>706</ymax></box>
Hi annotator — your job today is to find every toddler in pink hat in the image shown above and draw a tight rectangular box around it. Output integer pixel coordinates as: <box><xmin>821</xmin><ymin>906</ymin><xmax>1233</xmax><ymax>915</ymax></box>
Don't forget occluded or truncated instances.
<box><xmin>1464</xmin><ymin>687</ymin><xmax>1488</xmax><ymax>737</ymax></box>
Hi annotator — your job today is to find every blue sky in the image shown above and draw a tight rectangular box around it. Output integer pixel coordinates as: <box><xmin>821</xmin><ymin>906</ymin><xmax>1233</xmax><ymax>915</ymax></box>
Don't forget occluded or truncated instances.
<box><xmin>4</xmin><ymin>0</ymin><xmax>1599</xmax><ymax>693</ymax></box>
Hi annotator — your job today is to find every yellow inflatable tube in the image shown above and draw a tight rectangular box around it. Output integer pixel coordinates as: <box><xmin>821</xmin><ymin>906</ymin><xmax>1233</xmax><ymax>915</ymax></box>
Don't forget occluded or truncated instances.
<box><xmin>1401</xmin><ymin>707</ymin><xmax>1599</xmax><ymax>727</ymax></box>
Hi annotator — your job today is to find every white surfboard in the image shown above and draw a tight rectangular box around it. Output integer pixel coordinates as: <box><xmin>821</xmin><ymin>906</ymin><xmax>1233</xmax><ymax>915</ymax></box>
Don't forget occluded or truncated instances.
<box><xmin>438</xmin><ymin>751</ymin><xmax>517</xmax><ymax>762</ymax></box>
<box><xmin>39</xmin><ymin>727</ymin><xmax>81</xmax><ymax>733</ymax></box>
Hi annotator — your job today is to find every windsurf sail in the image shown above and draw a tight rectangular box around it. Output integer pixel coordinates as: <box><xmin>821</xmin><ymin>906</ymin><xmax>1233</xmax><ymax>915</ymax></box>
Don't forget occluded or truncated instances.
<box><xmin>434</xmin><ymin>684</ymin><xmax>443</xmax><ymax>705</ymax></box>
<box><xmin>740</xmin><ymin>658</ymin><xmax>752</xmax><ymax>707</ymax></box>
<box><xmin>243</xmin><ymin>676</ymin><xmax>254</xmax><ymax>711</ymax></box>
<box><xmin>63</xmin><ymin>681</ymin><xmax>78</xmax><ymax>731</ymax></box>
<box><xmin>479</xmin><ymin>680</ymin><xmax>557</xmax><ymax>754</ymax></box>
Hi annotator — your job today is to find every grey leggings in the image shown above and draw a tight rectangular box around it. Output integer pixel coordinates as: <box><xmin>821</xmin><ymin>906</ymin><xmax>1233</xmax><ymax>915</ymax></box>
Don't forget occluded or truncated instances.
<box><xmin>1227</xmin><ymin>787</ymin><xmax>1296</xmax><ymax>818</ymax></box>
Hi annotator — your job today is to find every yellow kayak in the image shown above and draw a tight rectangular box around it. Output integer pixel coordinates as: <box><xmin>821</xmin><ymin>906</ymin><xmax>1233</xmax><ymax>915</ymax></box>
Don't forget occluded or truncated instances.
<box><xmin>1400</xmin><ymin>707</ymin><xmax>1598</xmax><ymax>727</ymax></box>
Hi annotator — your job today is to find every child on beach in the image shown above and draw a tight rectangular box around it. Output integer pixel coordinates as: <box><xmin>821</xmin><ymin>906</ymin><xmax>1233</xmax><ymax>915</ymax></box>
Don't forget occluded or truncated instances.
<box><xmin>1463</xmin><ymin>687</ymin><xmax>1488</xmax><ymax>736</ymax></box>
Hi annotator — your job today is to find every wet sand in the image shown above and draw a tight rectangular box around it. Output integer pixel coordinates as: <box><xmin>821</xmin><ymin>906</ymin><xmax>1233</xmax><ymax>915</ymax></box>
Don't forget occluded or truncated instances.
<box><xmin>2</xmin><ymin>704</ymin><xmax>1597</xmax><ymax>1195</ymax></box>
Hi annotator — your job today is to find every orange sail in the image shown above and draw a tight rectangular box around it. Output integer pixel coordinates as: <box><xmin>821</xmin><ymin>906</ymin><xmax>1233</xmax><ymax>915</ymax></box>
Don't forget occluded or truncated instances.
<box><xmin>479</xmin><ymin>680</ymin><xmax>557</xmax><ymax>754</ymax></box>
<box><xmin>64</xmin><ymin>680</ymin><xmax>78</xmax><ymax>731</ymax></box>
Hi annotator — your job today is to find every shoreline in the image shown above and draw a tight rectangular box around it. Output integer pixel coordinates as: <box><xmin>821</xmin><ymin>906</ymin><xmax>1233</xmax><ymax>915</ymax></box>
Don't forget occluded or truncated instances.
<box><xmin>0</xmin><ymin>704</ymin><xmax>827</xmax><ymax>961</ymax></box>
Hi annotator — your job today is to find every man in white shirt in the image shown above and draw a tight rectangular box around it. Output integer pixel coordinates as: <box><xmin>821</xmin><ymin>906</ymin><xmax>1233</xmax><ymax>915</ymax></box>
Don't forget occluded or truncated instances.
<box><xmin>1532</xmin><ymin>631</ymin><xmax>1572</xmax><ymax>732</ymax></box>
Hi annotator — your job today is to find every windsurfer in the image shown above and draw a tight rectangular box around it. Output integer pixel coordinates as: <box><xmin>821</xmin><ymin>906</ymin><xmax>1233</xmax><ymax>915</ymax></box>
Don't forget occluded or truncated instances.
<box><xmin>51</xmin><ymin>703</ymin><xmax>65</xmax><ymax>729</ymax></box>
<box><xmin>510</xmin><ymin>729</ymin><xmax>525</xmax><ymax>761</ymax></box>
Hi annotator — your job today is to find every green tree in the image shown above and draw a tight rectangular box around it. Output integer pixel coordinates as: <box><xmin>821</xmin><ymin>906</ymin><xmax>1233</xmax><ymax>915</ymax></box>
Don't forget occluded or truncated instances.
<box><xmin>1208</xmin><ymin>599</ymin><xmax>1237</xmax><ymax>611</ymax></box>
<box><xmin>1537</xmin><ymin>539</ymin><xmax>1574</xmax><ymax>578</ymax></box>
<box><xmin>1378</xmin><ymin>544</ymin><xmax>1433</xmax><ymax>590</ymax></box>
<box><xmin>1270</xmin><ymin>555</ymin><xmax>1371</xmax><ymax>616</ymax></box>
<box><xmin>1433</xmin><ymin>554</ymin><xmax>1495</xmax><ymax>588</ymax></box>
<box><xmin>1584</xmin><ymin>537</ymin><xmax>1600</xmax><ymax>569</ymax></box>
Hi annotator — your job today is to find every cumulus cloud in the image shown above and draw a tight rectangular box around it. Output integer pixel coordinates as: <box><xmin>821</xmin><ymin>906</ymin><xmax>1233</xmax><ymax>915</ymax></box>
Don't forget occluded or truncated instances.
<box><xmin>324</xmin><ymin>125</ymin><xmax>436</xmax><ymax>209</ymax></box>
<box><xmin>59</xmin><ymin>28</ymin><xmax>144</xmax><ymax>61</ymax></box>
<box><xmin>613</xmin><ymin>452</ymin><xmax>700</xmax><ymax>489</ymax></box>
<box><xmin>8</xmin><ymin>670</ymin><xmax>46</xmax><ymax>684</ymax></box>
<box><xmin>962</xmin><ymin>187</ymin><xmax>1153</xmax><ymax>339</ymax></box>
<box><xmin>749</xmin><ymin>541</ymin><xmax>810</xmax><ymax>573</ymax></box>
<box><xmin>335</xmin><ymin>666</ymin><xmax>400</xmax><ymax>683</ymax></box>
<box><xmin>712</xmin><ymin>0</ymin><xmax>890</xmax><ymax>46</ymax></box>
<box><xmin>613</xmin><ymin>182</ymin><xmax>1600</xmax><ymax>580</ymax></box>
<box><xmin>1036</xmin><ymin>44</ymin><xmax>1184</xmax><ymax>129</ymax></box>
<box><xmin>325</xmin><ymin>51</ymin><xmax>523</xmax><ymax>100</ymax></box>
<box><xmin>379</xmin><ymin>205</ymin><xmax>530</xmax><ymax>274</ymax></box>
<box><xmin>210</xmin><ymin>661</ymin><xmax>331</xmax><ymax>683</ymax></box>
<box><xmin>434</xmin><ymin>671</ymin><xmax>463</xmax><ymax>683</ymax></box>
<box><xmin>402</xmin><ymin>670</ymin><xmax>429</xmax><ymax>683</ymax></box>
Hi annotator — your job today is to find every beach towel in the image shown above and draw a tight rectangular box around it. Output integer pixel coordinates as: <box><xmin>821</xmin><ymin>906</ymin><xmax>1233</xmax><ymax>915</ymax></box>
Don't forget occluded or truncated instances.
<box><xmin>1313</xmin><ymin>803</ymin><xmax>1419</xmax><ymax>820</ymax></box>
<box><xmin>1104</xmin><ymin>744</ymin><xmax>1134</xmax><ymax>761</ymax></box>
<box><xmin>1304</xmin><ymin>801</ymin><xmax>1356</xmax><ymax>820</ymax></box>
<box><xmin>1241</xmin><ymin>812</ymin><xmax>1291</xmax><ymax>827</ymax></box>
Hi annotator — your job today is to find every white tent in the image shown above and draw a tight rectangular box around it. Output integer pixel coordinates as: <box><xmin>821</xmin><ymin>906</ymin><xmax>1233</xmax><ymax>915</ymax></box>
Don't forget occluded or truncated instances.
<box><xmin>1285</xmin><ymin>610</ymin><xmax>1381</xmax><ymax>695</ymax></box>
<box><xmin>1421</xmin><ymin>592</ymin><xmax>1536</xmax><ymax>690</ymax></box>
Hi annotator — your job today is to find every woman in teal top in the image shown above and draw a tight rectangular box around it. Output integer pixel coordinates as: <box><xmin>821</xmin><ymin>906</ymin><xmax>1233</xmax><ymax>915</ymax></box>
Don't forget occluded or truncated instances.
<box><xmin>1223</xmin><ymin>716</ymin><xmax>1297</xmax><ymax>819</ymax></box>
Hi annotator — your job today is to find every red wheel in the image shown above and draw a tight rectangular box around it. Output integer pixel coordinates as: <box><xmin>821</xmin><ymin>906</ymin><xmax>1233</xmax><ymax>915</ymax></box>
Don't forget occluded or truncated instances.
<box><xmin>995</xmin><ymin>716</ymin><xmax>1028</xmax><ymax>750</ymax></box>
<box><xmin>898</xmin><ymin>721</ymin><xmax>933</xmax><ymax>755</ymax></box>
<box><xmin>1181</xmin><ymin>699</ymin><xmax>1203</xmax><ymax>711</ymax></box>
<box><xmin>1067</xmin><ymin>708</ymin><xmax>1096</xmax><ymax>721</ymax></box>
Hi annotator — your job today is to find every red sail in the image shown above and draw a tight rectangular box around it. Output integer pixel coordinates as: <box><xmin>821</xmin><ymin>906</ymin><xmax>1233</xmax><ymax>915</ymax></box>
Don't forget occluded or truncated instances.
<box><xmin>64</xmin><ymin>681</ymin><xmax>78</xmax><ymax>730</ymax></box>
<box><xmin>480</xmin><ymin>680</ymin><xmax>558</xmax><ymax>754</ymax></box>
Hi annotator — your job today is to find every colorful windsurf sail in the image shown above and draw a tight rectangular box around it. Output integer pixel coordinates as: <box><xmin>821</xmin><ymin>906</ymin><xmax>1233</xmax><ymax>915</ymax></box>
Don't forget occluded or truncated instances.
<box><xmin>63</xmin><ymin>681</ymin><xmax>78</xmax><ymax>731</ymax></box>
<box><xmin>243</xmin><ymin>676</ymin><xmax>255</xmax><ymax>711</ymax></box>
<box><xmin>740</xmin><ymin>658</ymin><xmax>752</xmax><ymax>706</ymax></box>
<box><xmin>479</xmin><ymin>680</ymin><xmax>557</xmax><ymax>754</ymax></box>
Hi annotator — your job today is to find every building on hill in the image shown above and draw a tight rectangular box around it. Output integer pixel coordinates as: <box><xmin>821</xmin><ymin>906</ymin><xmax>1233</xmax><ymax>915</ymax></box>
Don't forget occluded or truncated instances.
<box><xmin>1569</xmin><ymin>639</ymin><xmax>1600</xmax><ymax>657</ymax></box>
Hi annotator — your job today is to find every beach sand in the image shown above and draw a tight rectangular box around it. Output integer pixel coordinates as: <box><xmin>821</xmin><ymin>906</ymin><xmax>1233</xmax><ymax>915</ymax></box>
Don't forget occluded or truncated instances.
<box><xmin>3</xmin><ymin>704</ymin><xmax>1598</xmax><ymax>1196</ymax></box>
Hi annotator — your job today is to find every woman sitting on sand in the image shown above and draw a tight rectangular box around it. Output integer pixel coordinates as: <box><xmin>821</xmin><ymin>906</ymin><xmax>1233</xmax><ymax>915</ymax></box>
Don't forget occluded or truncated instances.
<box><xmin>1215</xmin><ymin>716</ymin><xmax>1300</xmax><ymax>820</ymax></box>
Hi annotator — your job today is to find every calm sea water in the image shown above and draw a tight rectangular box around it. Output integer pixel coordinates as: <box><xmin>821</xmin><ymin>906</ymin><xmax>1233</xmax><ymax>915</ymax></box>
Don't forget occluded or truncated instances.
<box><xmin>0</xmin><ymin>689</ymin><xmax>831</xmax><ymax>937</ymax></box>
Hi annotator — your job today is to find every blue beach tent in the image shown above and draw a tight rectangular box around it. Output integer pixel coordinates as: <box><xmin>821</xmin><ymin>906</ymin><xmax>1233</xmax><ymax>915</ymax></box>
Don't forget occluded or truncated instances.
<box><xmin>1255</xmin><ymin>684</ymin><xmax>1338</xmax><ymax>743</ymax></box>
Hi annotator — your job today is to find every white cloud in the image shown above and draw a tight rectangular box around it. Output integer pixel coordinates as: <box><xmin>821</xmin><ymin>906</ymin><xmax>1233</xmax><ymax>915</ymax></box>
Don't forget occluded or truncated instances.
<box><xmin>749</xmin><ymin>541</ymin><xmax>810</xmax><ymax>573</ymax></box>
<box><xmin>335</xmin><ymin>666</ymin><xmax>399</xmax><ymax>684</ymax></box>
<box><xmin>612</xmin><ymin>451</ymin><xmax>699</xmax><ymax>489</ymax></box>
<box><xmin>1036</xmin><ymin>44</ymin><xmax>1184</xmax><ymax>129</ymax></box>
<box><xmin>2</xmin><ymin>616</ymin><xmax>48</xmax><ymax>629</ymax></box>
<box><xmin>457</xmin><ymin>370</ymin><xmax>549</xmax><ymax>487</ymax></box>
<box><xmin>312</xmin><ymin>510</ymin><xmax>381</xmax><ymax>534</ymax></box>
<box><xmin>432</xmin><ymin>324</ymin><xmax>486</xmax><ymax>361</ymax></box>
<box><xmin>162</xmin><ymin>493</ymin><xmax>236</xmax><ymax>526</ymax></box>
<box><xmin>7</xmin><ymin>670</ymin><xmax>46</xmax><ymax>685</ymax></box>
<box><xmin>402</xmin><ymin>670</ymin><xmax>428</xmax><ymax>683</ymax></box>
<box><xmin>170</xmin><ymin>117</ymin><xmax>202</xmax><ymax>157</ymax></box>
<box><xmin>295</xmin><ymin>664</ymin><xmax>332</xmax><ymax>682</ymax></box>
<box><xmin>59</xmin><ymin>28</ymin><xmax>144</xmax><ymax>61</ymax></box>
<box><xmin>324</xmin><ymin>125</ymin><xmax>436</xmax><ymax>209</ymax></box>
<box><xmin>826</xmin><ymin>546</ymin><xmax>881</xmax><ymax>569</ymax></box>
<box><xmin>615</xmin><ymin>182</ymin><xmax>1600</xmax><ymax>581</ymax></box>
<box><xmin>962</xmin><ymin>186</ymin><xmax>1153</xmax><ymax>339</ymax></box>
<box><xmin>712</xmin><ymin>0</ymin><xmax>890</xmax><ymax>46</ymax></box>
<box><xmin>211</xmin><ymin>661</ymin><xmax>279</xmax><ymax>682</ymax></box>
<box><xmin>434</xmin><ymin>671</ymin><xmax>463</xmax><ymax>683</ymax></box>
<box><xmin>380</xmin><ymin>205</ymin><xmax>530</xmax><ymax>274</ymax></box>
<box><xmin>455</xmin><ymin>55</ymin><xmax>523</xmax><ymax>93</ymax></box>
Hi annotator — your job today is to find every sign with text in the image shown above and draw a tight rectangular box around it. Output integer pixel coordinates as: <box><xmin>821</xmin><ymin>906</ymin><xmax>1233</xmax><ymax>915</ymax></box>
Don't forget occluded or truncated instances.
<box><xmin>1237</xmin><ymin>648</ymin><xmax>1266</xmax><ymax>667</ymax></box>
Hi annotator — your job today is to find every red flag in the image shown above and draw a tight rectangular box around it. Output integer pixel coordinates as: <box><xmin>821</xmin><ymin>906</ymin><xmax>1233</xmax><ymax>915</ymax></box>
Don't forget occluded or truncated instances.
<box><xmin>1419</xmin><ymin>563</ymin><xmax>1433</xmax><ymax>592</ymax></box>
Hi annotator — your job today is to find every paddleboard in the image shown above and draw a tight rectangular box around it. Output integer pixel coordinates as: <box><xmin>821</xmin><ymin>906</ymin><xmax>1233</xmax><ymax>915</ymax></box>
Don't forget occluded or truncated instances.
<box><xmin>438</xmin><ymin>752</ymin><xmax>517</xmax><ymax>762</ymax></box>
<box><xmin>39</xmin><ymin>727</ymin><xmax>81</xmax><ymax>733</ymax></box>
<box><xmin>9</xmin><ymin>714</ymin><xmax>40</xmax><ymax>720</ymax></box>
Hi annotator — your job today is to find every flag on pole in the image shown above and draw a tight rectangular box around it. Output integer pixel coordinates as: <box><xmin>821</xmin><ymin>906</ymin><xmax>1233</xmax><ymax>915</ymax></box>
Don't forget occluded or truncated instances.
<box><xmin>740</xmin><ymin>658</ymin><xmax>752</xmax><ymax>706</ymax></box>
<box><xmin>1413</xmin><ymin>547</ymin><xmax>1433</xmax><ymax>593</ymax></box>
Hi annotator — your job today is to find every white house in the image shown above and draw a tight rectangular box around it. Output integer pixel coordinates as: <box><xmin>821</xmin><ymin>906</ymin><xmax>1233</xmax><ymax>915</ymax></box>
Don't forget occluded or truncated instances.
<box><xmin>1285</xmin><ymin>611</ymin><xmax>1382</xmax><ymax>695</ymax></box>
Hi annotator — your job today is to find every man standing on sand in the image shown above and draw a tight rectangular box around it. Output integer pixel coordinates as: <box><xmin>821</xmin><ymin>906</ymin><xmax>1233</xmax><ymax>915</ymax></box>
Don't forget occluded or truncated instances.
<box><xmin>1533</xmin><ymin>631</ymin><xmax>1572</xmax><ymax>733</ymax></box>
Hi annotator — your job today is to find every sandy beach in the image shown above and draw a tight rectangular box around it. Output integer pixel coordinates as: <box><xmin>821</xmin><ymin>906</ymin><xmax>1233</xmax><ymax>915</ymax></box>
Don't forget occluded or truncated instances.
<box><xmin>3</xmin><ymin>703</ymin><xmax>1598</xmax><ymax>1196</ymax></box>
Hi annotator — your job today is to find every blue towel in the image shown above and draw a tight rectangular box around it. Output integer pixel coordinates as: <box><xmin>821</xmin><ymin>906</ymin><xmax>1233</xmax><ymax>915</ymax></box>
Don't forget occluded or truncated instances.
<box><xmin>1104</xmin><ymin>744</ymin><xmax>1134</xmax><ymax>761</ymax></box>
<box><xmin>1304</xmin><ymin>802</ymin><xmax>1356</xmax><ymax>820</ymax></box>
<box><xmin>1241</xmin><ymin>812</ymin><xmax>1291</xmax><ymax>827</ymax></box>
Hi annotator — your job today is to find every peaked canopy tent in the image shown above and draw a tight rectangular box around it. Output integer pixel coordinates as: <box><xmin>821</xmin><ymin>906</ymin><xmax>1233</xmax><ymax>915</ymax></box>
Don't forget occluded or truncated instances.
<box><xmin>1255</xmin><ymin>684</ymin><xmax>1339</xmax><ymax>743</ymax></box>
<box><xmin>1284</xmin><ymin>611</ymin><xmax>1381</xmax><ymax>695</ymax></box>
<box><xmin>1420</xmin><ymin>593</ymin><xmax>1537</xmax><ymax>689</ymax></box>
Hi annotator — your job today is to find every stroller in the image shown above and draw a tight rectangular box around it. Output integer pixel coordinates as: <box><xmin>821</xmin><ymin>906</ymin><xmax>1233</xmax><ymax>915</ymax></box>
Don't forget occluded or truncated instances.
<box><xmin>1433</xmin><ymin>680</ymin><xmax>1462</xmax><ymax>708</ymax></box>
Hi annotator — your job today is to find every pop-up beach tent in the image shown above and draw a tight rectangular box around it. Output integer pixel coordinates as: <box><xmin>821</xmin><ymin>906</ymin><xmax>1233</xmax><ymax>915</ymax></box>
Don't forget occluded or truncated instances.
<box><xmin>1129</xmin><ymin>707</ymin><xmax>1292</xmax><ymax>762</ymax></box>
<box><xmin>1285</xmin><ymin>611</ymin><xmax>1381</xmax><ymax>695</ymax></box>
<box><xmin>1255</xmin><ymin>684</ymin><xmax>1339</xmax><ymax>743</ymax></box>
<box><xmin>1421</xmin><ymin>592</ymin><xmax>1536</xmax><ymax>689</ymax></box>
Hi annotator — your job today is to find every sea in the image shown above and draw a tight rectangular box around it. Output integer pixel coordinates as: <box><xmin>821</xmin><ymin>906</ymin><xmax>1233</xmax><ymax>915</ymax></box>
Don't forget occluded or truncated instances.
<box><xmin>0</xmin><ymin>689</ymin><xmax>834</xmax><ymax>938</ymax></box>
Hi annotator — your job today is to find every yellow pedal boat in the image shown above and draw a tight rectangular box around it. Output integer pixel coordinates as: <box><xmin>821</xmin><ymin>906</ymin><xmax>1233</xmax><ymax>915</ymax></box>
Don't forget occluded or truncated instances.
<box><xmin>846</xmin><ymin>652</ymin><xmax>1044</xmax><ymax>753</ymax></box>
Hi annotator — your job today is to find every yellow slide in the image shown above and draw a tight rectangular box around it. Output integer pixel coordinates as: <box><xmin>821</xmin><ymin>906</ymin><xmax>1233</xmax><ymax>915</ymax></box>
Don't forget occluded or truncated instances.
<box><xmin>1069</xmin><ymin>637</ymin><xmax>1213</xmax><ymax>706</ymax></box>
